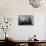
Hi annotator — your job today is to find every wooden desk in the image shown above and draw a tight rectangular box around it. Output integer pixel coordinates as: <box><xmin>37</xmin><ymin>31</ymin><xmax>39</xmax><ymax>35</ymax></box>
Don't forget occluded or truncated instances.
<box><xmin>5</xmin><ymin>39</ymin><xmax>46</xmax><ymax>46</ymax></box>
<box><xmin>14</xmin><ymin>40</ymin><xmax>46</xmax><ymax>46</ymax></box>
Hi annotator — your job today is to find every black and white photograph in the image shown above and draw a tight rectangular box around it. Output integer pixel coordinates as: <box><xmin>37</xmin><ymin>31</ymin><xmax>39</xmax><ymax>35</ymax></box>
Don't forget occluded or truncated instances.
<box><xmin>29</xmin><ymin>0</ymin><xmax>43</xmax><ymax>8</ymax></box>
<box><xmin>18</xmin><ymin>15</ymin><xmax>34</xmax><ymax>25</ymax></box>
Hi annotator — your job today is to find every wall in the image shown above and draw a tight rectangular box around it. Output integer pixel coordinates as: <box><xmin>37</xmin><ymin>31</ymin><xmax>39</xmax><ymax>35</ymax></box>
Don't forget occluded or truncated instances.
<box><xmin>0</xmin><ymin>0</ymin><xmax>46</xmax><ymax>40</ymax></box>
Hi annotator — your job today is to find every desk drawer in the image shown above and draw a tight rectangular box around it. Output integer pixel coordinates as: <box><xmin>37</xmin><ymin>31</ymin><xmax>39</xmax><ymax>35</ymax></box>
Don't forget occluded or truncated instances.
<box><xmin>20</xmin><ymin>43</ymin><xmax>24</xmax><ymax>46</ymax></box>
<box><xmin>24</xmin><ymin>43</ymin><xmax>28</xmax><ymax>46</ymax></box>
<box><xmin>38</xmin><ymin>43</ymin><xmax>46</xmax><ymax>46</ymax></box>
<box><xmin>16</xmin><ymin>43</ymin><xmax>28</xmax><ymax>46</ymax></box>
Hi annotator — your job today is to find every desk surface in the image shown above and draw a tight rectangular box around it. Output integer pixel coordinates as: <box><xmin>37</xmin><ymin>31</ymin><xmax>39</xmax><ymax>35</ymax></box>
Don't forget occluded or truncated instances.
<box><xmin>14</xmin><ymin>40</ymin><xmax>46</xmax><ymax>43</ymax></box>
<box><xmin>5</xmin><ymin>38</ymin><xmax>46</xmax><ymax>43</ymax></box>
<box><xmin>7</xmin><ymin>40</ymin><xmax>46</xmax><ymax>43</ymax></box>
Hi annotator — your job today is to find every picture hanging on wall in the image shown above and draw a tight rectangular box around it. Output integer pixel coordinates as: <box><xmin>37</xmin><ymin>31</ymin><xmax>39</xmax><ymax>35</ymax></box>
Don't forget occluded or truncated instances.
<box><xmin>18</xmin><ymin>15</ymin><xmax>34</xmax><ymax>25</ymax></box>
<box><xmin>29</xmin><ymin>0</ymin><xmax>44</xmax><ymax>8</ymax></box>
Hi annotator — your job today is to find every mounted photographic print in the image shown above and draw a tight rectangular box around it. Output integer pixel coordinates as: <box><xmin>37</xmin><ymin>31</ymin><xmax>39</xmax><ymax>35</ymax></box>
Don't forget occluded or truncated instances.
<box><xmin>29</xmin><ymin>0</ymin><xmax>43</xmax><ymax>8</ymax></box>
<box><xmin>18</xmin><ymin>15</ymin><xmax>34</xmax><ymax>25</ymax></box>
